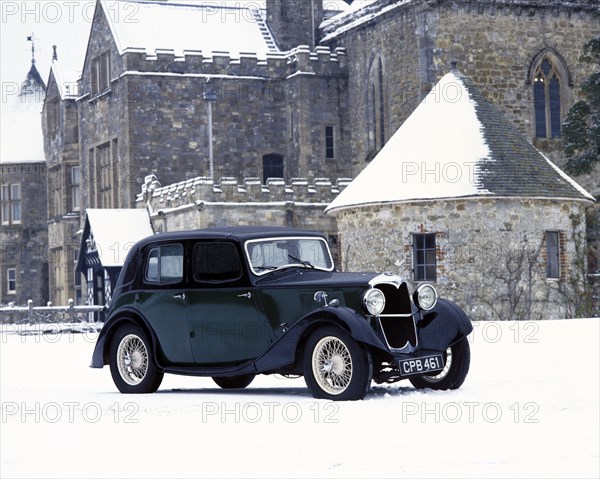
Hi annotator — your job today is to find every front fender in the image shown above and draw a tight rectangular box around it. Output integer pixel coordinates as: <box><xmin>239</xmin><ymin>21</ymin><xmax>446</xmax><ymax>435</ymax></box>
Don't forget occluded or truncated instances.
<box><xmin>417</xmin><ymin>298</ymin><xmax>473</xmax><ymax>351</ymax></box>
<box><xmin>253</xmin><ymin>306</ymin><xmax>388</xmax><ymax>372</ymax></box>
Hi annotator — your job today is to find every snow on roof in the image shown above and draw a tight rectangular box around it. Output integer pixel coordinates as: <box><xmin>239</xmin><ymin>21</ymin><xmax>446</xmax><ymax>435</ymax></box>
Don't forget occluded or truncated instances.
<box><xmin>49</xmin><ymin>60</ymin><xmax>79</xmax><ymax>100</ymax></box>
<box><xmin>326</xmin><ymin>69</ymin><xmax>593</xmax><ymax>213</ymax></box>
<box><xmin>0</xmin><ymin>61</ymin><xmax>46</xmax><ymax>164</ymax></box>
<box><xmin>321</xmin><ymin>0</ymin><xmax>404</xmax><ymax>42</ymax></box>
<box><xmin>85</xmin><ymin>209</ymin><xmax>154</xmax><ymax>267</ymax></box>
<box><xmin>101</xmin><ymin>0</ymin><xmax>278</xmax><ymax>58</ymax></box>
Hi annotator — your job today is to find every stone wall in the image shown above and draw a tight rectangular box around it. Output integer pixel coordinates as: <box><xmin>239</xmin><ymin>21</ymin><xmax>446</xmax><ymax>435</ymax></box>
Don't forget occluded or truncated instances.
<box><xmin>43</xmin><ymin>69</ymin><xmax>82</xmax><ymax>305</ymax></box>
<box><xmin>332</xmin><ymin>197</ymin><xmax>591</xmax><ymax>320</ymax></box>
<box><xmin>122</xmin><ymin>46</ymin><xmax>349</xmax><ymax>190</ymax></box>
<box><xmin>322</xmin><ymin>0</ymin><xmax>600</xmax><ymax>191</ymax></box>
<box><xmin>0</xmin><ymin>162</ymin><xmax>48</xmax><ymax>306</ymax></box>
<box><xmin>77</xmin><ymin>5</ymin><xmax>132</xmax><ymax>210</ymax></box>
<box><xmin>77</xmin><ymin>0</ymin><xmax>351</xmax><ymax>213</ymax></box>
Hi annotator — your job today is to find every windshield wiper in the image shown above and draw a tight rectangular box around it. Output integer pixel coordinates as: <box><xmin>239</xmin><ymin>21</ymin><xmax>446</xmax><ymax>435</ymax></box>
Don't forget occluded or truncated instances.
<box><xmin>254</xmin><ymin>265</ymin><xmax>278</xmax><ymax>271</ymax></box>
<box><xmin>288</xmin><ymin>254</ymin><xmax>314</xmax><ymax>269</ymax></box>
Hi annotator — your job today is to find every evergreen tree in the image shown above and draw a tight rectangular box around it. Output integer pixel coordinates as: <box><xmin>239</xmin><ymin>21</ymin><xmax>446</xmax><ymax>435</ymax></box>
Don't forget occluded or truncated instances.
<box><xmin>563</xmin><ymin>36</ymin><xmax>600</xmax><ymax>175</ymax></box>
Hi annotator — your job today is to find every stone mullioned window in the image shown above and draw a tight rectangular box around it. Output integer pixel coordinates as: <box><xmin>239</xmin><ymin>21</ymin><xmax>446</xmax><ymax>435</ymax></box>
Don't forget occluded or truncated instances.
<box><xmin>0</xmin><ymin>184</ymin><xmax>21</xmax><ymax>225</ymax></box>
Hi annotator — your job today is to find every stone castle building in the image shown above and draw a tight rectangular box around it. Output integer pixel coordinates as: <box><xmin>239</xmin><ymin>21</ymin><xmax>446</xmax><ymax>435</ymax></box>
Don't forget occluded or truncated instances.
<box><xmin>39</xmin><ymin>0</ymin><xmax>599</xmax><ymax>318</ymax></box>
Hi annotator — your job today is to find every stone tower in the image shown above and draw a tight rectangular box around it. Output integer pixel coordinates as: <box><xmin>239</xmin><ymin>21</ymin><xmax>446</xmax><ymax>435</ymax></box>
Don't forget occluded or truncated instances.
<box><xmin>266</xmin><ymin>0</ymin><xmax>324</xmax><ymax>50</ymax></box>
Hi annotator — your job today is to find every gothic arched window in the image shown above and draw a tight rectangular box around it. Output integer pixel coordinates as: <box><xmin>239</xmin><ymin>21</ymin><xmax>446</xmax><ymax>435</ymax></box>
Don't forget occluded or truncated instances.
<box><xmin>368</xmin><ymin>56</ymin><xmax>387</xmax><ymax>157</ymax></box>
<box><xmin>533</xmin><ymin>58</ymin><xmax>562</xmax><ymax>139</ymax></box>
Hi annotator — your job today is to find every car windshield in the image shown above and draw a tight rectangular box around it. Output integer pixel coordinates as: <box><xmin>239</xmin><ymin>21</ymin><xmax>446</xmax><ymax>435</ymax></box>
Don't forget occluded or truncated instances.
<box><xmin>245</xmin><ymin>236</ymin><xmax>334</xmax><ymax>276</ymax></box>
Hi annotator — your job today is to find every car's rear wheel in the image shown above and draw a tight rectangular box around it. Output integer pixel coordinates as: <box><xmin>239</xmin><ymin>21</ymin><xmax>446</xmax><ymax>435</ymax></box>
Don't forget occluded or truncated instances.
<box><xmin>109</xmin><ymin>324</ymin><xmax>164</xmax><ymax>394</ymax></box>
<box><xmin>212</xmin><ymin>374</ymin><xmax>255</xmax><ymax>389</ymax></box>
<box><xmin>409</xmin><ymin>338</ymin><xmax>470</xmax><ymax>390</ymax></box>
<box><xmin>303</xmin><ymin>325</ymin><xmax>372</xmax><ymax>401</ymax></box>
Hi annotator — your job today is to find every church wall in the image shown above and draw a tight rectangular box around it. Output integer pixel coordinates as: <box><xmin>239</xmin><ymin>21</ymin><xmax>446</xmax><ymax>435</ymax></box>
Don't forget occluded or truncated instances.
<box><xmin>322</xmin><ymin>1</ymin><xmax>600</xmax><ymax>190</ymax></box>
<box><xmin>323</xmin><ymin>4</ymin><xmax>423</xmax><ymax>173</ymax></box>
<box><xmin>430</xmin><ymin>3</ymin><xmax>600</xmax><ymax>182</ymax></box>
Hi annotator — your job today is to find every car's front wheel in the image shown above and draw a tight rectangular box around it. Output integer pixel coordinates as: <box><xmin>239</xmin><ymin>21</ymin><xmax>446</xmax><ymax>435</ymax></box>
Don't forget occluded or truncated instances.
<box><xmin>409</xmin><ymin>338</ymin><xmax>470</xmax><ymax>390</ymax></box>
<box><xmin>303</xmin><ymin>325</ymin><xmax>372</xmax><ymax>401</ymax></box>
<box><xmin>212</xmin><ymin>374</ymin><xmax>255</xmax><ymax>389</ymax></box>
<box><xmin>109</xmin><ymin>323</ymin><xmax>164</xmax><ymax>394</ymax></box>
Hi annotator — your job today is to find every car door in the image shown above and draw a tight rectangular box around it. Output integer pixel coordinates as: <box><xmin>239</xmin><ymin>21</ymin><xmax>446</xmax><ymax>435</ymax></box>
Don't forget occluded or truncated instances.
<box><xmin>135</xmin><ymin>241</ymin><xmax>195</xmax><ymax>365</ymax></box>
<box><xmin>186</xmin><ymin>240</ymin><xmax>273</xmax><ymax>365</ymax></box>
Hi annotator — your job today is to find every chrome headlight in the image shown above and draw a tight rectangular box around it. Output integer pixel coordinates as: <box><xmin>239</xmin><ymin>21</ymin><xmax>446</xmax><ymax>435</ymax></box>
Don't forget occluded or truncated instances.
<box><xmin>413</xmin><ymin>284</ymin><xmax>438</xmax><ymax>311</ymax></box>
<box><xmin>362</xmin><ymin>288</ymin><xmax>386</xmax><ymax>315</ymax></box>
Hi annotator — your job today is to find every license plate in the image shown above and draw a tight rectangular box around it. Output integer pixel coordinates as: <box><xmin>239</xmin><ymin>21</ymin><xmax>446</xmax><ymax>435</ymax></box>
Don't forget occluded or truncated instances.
<box><xmin>398</xmin><ymin>354</ymin><xmax>445</xmax><ymax>377</ymax></box>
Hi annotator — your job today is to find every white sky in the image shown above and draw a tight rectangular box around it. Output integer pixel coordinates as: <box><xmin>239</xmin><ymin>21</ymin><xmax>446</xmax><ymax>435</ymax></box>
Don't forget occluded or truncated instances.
<box><xmin>1</xmin><ymin>1</ymin><xmax>94</xmax><ymax>87</ymax></box>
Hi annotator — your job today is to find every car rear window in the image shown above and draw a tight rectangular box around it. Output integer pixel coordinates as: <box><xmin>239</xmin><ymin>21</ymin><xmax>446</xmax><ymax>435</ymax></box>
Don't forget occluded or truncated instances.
<box><xmin>193</xmin><ymin>242</ymin><xmax>242</xmax><ymax>283</ymax></box>
<box><xmin>144</xmin><ymin>244</ymin><xmax>184</xmax><ymax>284</ymax></box>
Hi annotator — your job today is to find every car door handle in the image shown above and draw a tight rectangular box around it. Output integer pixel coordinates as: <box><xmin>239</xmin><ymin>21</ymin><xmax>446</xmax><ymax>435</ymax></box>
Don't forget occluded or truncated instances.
<box><xmin>237</xmin><ymin>292</ymin><xmax>252</xmax><ymax>299</ymax></box>
<box><xmin>174</xmin><ymin>293</ymin><xmax>186</xmax><ymax>301</ymax></box>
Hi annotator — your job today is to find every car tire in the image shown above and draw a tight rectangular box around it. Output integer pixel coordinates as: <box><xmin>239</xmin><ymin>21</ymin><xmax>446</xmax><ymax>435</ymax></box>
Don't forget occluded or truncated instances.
<box><xmin>409</xmin><ymin>338</ymin><xmax>470</xmax><ymax>390</ymax></box>
<box><xmin>109</xmin><ymin>323</ymin><xmax>164</xmax><ymax>394</ymax></box>
<box><xmin>212</xmin><ymin>374</ymin><xmax>256</xmax><ymax>389</ymax></box>
<box><xmin>303</xmin><ymin>325</ymin><xmax>372</xmax><ymax>401</ymax></box>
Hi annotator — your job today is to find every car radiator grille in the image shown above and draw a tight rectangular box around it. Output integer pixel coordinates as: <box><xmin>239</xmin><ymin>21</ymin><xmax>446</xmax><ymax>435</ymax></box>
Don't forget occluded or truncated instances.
<box><xmin>376</xmin><ymin>282</ymin><xmax>417</xmax><ymax>351</ymax></box>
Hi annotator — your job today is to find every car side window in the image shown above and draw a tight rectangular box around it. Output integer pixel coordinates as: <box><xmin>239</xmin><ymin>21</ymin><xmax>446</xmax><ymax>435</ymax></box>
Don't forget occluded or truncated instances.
<box><xmin>144</xmin><ymin>244</ymin><xmax>184</xmax><ymax>284</ymax></box>
<box><xmin>193</xmin><ymin>242</ymin><xmax>242</xmax><ymax>283</ymax></box>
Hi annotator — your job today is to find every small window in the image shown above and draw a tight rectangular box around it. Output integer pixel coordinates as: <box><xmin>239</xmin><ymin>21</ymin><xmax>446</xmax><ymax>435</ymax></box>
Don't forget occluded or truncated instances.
<box><xmin>0</xmin><ymin>184</ymin><xmax>20</xmax><ymax>224</ymax></box>
<box><xmin>546</xmin><ymin>231</ymin><xmax>560</xmax><ymax>279</ymax></box>
<box><xmin>46</xmin><ymin>99</ymin><xmax>59</xmax><ymax>133</ymax></box>
<box><xmin>7</xmin><ymin>268</ymin><xmax>17</xmax><ymax>294</ymax></box>
<box><xmin>413</xmin><ymin>233</ymin><xmax>437</xmax><ymax>282</ymax></box>
<box><xmin>0</xmin><ymin>185</ymin><xmax>9</xmax><ymax>224</ymax></box>
<box><xmin>263</xmin><ymin>153</ymin><xmax>284</xmax><ymax>184</ymax></box>
<box><xmin>91</xmin><ymin>51</ymin><xmax>111</xmax><ymax>96</ymax></box>
<box><xmin>325</xmin><ymin>126</ymin><xmax>335</xmax><ymax>159</ymax></box>
<box><xmin>11</xmin><ymin>185</ymin><xmax>20</xmax><ymax>223</ymax></box>
<box><xmin>71</xmin><ymin>166</ymin><xmax>81</xmax><ymax>211</ymax></box>
<box><xmin>145</xmin><ymin>244</ymin><xmax>184</xmax><ymax>284</ymax></box>
<box><xmin>193</xmin><ymin>242</ymin><xmax>242</xmax><ymax>283</ymax></box>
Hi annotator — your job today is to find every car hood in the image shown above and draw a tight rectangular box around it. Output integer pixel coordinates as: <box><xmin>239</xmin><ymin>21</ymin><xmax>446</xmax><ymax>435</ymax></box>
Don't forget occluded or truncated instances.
<box><xmin>253</xmin><ymin>269</ymin><xmax>380</xmax><ymax>288</ymax></box>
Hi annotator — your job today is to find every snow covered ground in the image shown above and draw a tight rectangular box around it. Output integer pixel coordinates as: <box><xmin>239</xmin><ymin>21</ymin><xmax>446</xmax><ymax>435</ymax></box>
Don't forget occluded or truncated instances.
<box><xmin>1</xmin><ymin>319</ymin><xmax>598</xmax><ymax>478</ymax></box>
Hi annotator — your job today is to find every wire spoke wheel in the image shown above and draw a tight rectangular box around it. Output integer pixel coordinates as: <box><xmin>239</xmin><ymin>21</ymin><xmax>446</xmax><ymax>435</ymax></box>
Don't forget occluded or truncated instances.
<box><xmin>312</xmin><ymin>336</ymin><xmax>353</xmax><ymax>395</ymax></box>
<box><xmin>409</xmin><ymin>339</ymin><xmax>470</xmax><ymax>391</ymax></box>
<box><xmin>116</xmin><ymin>334</ymin><xmax>149</xmax><ymax>386</ymax></box>
<box><xmin>421</xmin><ymin>347</ymin><xmax>452</xmax><ymax>383</ymax></box>
<box><xmin>304</xmin><ymin>326</ymin><xmax>371</xmax><ymax>401</ymax></box>
<box><xmin>109</xmin><ymin>324</ymin><xmax>163</xmax><ymax>394</ymax></box>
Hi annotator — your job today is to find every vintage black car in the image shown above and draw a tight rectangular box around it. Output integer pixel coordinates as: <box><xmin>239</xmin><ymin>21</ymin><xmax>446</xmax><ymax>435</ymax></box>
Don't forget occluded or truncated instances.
<box><xmin>91</xmin><ymin>226</ymin><xmax>472</xmax><ymax>400</ymax></box>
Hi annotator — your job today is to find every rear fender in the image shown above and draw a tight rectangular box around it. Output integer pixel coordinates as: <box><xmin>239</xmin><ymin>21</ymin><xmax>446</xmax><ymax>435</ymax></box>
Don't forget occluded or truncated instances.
<box><xmin>417</xmin><ymin>298</ymin><xmax>473</xmax><ymax>351</ymax></box>
<box><xmin>90</xmin><ymin>307</ymin><xmax>161</xmax><ymax>369</ymax></box>
<box><xmin>253</xmin><ymin>306</ymin><xmax>388</xmax><ymax>372</ymax></box>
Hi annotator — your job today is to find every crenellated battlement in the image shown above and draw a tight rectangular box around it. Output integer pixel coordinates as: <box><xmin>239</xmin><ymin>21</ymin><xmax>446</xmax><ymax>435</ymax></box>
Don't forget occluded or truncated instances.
<box><xmin>138</xmin><ymin>175</ymin><xmax>351</xmax><ymax>212</ymax></box>
<box><xmin>121</xmin><ymin>45</ymin><xmax>347</xmax><ymax>79</ymax></box>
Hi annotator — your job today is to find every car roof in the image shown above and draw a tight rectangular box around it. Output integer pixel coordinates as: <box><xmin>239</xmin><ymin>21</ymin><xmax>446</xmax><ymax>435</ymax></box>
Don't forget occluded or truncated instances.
<box><xmin>133</xmin><ymin>226</ymin><xmax>327</xmax><ymax>249</ymax></box>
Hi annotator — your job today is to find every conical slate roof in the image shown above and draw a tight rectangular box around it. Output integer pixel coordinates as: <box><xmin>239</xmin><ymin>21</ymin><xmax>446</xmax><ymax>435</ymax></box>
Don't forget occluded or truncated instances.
<box><xmin>326</xmin><ymin>69</ymin><xmax>593</xmax><ymax>213</ymax></box>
